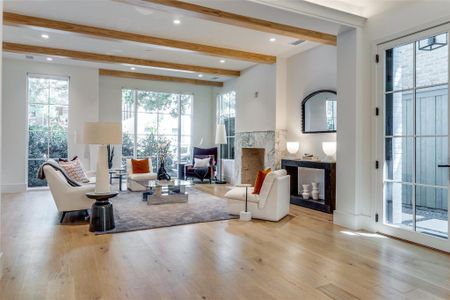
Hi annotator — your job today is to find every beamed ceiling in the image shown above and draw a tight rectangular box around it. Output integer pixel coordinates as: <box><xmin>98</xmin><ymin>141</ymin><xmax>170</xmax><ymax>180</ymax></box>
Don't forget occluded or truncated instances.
<box><xmin>3</xmin><ymin>0</ymin><xmax>348</xmax><ymax>86</ymax></box>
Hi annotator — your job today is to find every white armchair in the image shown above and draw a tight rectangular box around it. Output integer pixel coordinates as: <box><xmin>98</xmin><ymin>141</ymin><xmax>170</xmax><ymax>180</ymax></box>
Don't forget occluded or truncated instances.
<box><xmin>43</xmin><ymin>165</ymin><xmax>96</xmax><ymax>223</ymax></box>
<box><xmin>225</xmin><ymin>169</ymin><xmax>290</xmax><ymax>221</ymax></box>
<box><xmin>126</xmin><ymin>158</ymin><xmax>157</xmax><ymax>191</ymax></box>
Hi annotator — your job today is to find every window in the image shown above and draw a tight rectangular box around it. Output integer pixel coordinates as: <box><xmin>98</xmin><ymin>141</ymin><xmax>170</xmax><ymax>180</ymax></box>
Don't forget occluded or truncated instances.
<box><xmin>27</xmin><ymin>74</ymin><xmax>69</xmax><ymax>187</ymax></box>
<box><xmin>122</xmin><ymin>89</ymin><xmax>192</xmax><ymax>177</ymax></box>
<box><xmin>216</xmin><ymin>91</ymin><xmax>236</xmax><ymax>159</ymax></box>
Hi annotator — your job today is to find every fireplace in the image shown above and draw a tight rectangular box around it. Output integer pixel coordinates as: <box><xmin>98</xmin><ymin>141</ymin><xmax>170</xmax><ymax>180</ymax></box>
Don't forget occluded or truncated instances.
<box><xmin>241</xmin><ymin>148</ymin><xmax>265</xmax><ymax>184</ymax></box>
<box><xmin>234</xmin><ymin>130</ymin><xmax>286</xmax><ymax>184</ymax></box>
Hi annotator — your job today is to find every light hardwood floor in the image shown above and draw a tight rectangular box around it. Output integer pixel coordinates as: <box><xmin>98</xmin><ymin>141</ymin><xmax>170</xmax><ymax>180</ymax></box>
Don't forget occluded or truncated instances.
<box><xmin>1</xmin><ymin>185</ymin><xmax>449</xmax><ymax>300</ymax></box>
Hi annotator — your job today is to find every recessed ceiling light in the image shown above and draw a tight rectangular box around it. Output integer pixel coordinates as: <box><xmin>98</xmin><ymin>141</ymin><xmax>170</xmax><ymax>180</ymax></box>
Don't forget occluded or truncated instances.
<box><xmin>198</xmin><ymin>74</ymin><xmax>203</xmax><ymax>78</ymax></box>
<box><xmin>220</xmin><ymin>59</ymin><xmax>226</xmax><ymax>63</ymax></box>
<box><xmin>173</xmin><ymin>19</ymin><xmax>181</xmax><ymax>25</ymax></box>
<box><xmin>269</xmin><ymin>38</ymin><xmax>276</xmax><ymax>42</ymax></box>
<box><xmin>41</xmin><ymin>34</ymin><xmax>49</xmax><ymax>39</ymax></box>
<box><xmin>46</xmin><ymin>57</ymin><xmax>53</xmax><ymax>61</ymax></box>
<box><xmin>130</xmin><ymin>67</ymin><xmax>136</xmax><ymax>71</ymax></box>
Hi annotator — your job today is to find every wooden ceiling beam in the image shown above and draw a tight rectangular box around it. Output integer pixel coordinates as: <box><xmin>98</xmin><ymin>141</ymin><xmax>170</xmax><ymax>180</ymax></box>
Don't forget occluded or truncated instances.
<box><xmin>3</xmin><ymin>12</ymin><xmax>276</xmax><ymax>64</ymax></box>
<box><xmin>123</xmin><ymin>0</ymin><xmax>337</xmax><ymax>45</ymax></box>
<box><xmin>3</xmin><ymin>42</ymin><xmax>240</xmax><ymax>77</ymax></box>
<box><xmin>99</xmin><ymin>69</ymin><xmax>223</xmax><ymax>87</ymax></box>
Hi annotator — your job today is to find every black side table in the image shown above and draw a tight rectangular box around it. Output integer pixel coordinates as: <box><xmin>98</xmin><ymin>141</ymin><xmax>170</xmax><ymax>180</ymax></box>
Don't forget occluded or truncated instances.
<box><xmin>109</xmin><ymin>169</ymin><xmax>126</xmax><ymax>191</ymax></box>
<box><xmin>86</xmin><ymin>192</ymin><xmax>118</xmax><ymax>232</ymax></box>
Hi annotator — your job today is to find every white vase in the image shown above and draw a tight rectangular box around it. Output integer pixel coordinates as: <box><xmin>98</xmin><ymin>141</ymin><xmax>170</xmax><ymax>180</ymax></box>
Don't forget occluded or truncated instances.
<box><xmin>301</xmin><ymin>184</ymin><xmax>310</xmax><ymax>199</ymax></box>
<box><xmin>311</xmin><ymin>182</ymin><xmax>320</xmax><ymax>200</ymax></box>
<box><xmin>311</xmin><ymin>190</ymin><xmax>320</xmax><ymax>200</ymax></box>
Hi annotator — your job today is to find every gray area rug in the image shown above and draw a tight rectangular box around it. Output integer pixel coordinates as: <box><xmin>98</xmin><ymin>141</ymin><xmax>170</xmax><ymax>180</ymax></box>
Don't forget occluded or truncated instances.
<box><xmin>97</xmin><ymin>187</ymin><xmax>236</xmax><ymax>234</ymax></box>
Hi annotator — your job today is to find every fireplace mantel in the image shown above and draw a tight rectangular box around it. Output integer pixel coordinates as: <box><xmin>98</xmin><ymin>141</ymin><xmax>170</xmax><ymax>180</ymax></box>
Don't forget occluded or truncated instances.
<box><xmin>281</xmin><ymin>159</ymin><xmax>336</xmax><ymax>214</ymax></box>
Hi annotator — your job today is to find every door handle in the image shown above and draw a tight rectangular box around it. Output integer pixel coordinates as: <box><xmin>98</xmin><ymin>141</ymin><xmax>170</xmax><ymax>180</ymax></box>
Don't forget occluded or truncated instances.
<box><xmin>437</xmin><ymin>164</ymin><xmax>450</xmax><ymax>168</ymax></box>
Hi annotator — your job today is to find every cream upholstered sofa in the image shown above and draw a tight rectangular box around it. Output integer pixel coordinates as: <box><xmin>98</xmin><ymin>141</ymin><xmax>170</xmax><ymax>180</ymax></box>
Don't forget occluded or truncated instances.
<box><xmin>225</xmin><ymin>169</ymin><xmax>290</xmax><ymax>221</ymax></box>
<box><xmin>43</xmin><ymin>163</ymin><xmax>96</xmax><ymax>223</ymax></box>
<box><xmin>126</xmin><ymin>158</ymin><xmax>157</xmax><ymax>191</ymax></box>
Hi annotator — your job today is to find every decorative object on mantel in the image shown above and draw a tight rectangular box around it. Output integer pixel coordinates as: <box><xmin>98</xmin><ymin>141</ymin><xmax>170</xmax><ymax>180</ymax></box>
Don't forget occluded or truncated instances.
<box><xmin>286</xmin><ymin>141</ymin><xmax>300</xmax><ymax>158</ymax></box>
<box><xmin>215</xmin><ymin>123</ymin><xmax>228</xmax><ymax>184</ymax></box>
<box><xmin>83</xmin><ymin>122</ymin><xmax>122</xmax><ymax>193</ymax></box>
<box><xmin>281</xmin><ymin>159</ymin><xmax>336</xmax><ymax>213</ymax></box>
<box><xmin>302</xmin><ymin>90</ymin><xmax>337</xmax><ymax>133</ymax></box>
<box><xmin>311</xmin><ymin>182</ymin><xmax>320</xmax><ymax>200</ymax></box>
<box><xmin>301</xmin><ymin>184</ymin><xmax>310</xmax><ymax>199</ymax></box>
<box><xmin>157</xmin><ymin>137</ymin><xmax>172</xmax><ymax>181</ymax></box>
<box><xmin>322</xmin><ymin>141</ymin><xmax>337</xmax><ymax>162</ymax></box>
<box><xmin>302</xmin><ymin>153</ymin><xmax>321</xmax><ymax>161</ymax></box>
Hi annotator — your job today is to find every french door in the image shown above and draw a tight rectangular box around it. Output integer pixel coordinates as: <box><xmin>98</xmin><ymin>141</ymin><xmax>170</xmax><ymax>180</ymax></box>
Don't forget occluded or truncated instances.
<box><xmin>376</xmin><ymin>24</ymin><xmax>450</xmax><ymax>252</ymax></box>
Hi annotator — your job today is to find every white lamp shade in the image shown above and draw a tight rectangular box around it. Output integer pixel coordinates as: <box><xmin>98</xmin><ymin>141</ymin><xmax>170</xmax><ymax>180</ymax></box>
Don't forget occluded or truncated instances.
<box><xmin>322</xmin><ymin>141</ymin><xmax>336</xmax><ymax>156</ymax></box>
<box><xmin>215</xmin><ymin>124</ymin><xmax>227</xmax><ymax>144</ymax></box>
<box><xmin>83</xmin><ymin>122</ymin><xmax>122</xmax><ymax>145</ymax></box>
<box><xmin>286</xmin><ymin>142</ymin><xmax>299</xmax><ymax>154</ymax></box>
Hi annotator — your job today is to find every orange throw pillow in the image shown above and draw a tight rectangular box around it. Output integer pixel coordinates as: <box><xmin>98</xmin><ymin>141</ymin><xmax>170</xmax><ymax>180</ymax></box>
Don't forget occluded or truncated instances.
<box><xmin>131</xmin><ymin>159</ymin><xmax>150</xmax><ymax>174</ymax></box>
<box><xmin>253</xmin><ymin>168</ymin><xmax>271</xmax><ymax>194</ymax></box>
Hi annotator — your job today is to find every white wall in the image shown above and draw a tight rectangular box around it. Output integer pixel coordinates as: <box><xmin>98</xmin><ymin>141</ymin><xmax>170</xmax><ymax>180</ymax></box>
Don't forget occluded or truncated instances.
<box><xmin>98</xmin><ymin>75</ymin><xmax>216</xmax><ymax>168</ymax></box>
<box><xmin>0</xmin><ymin>1</ymin><xmax>4</xmax><ymax>280</ymax></box>
<box><xmin>218</xmin><ymin>64</ymin><xmax>276</xmax><ymax>133</ymax></box>
<box><xmin>1</xmin><ymin>58</ymin><xmax>99</xmax><ymax>192</ymax></box>
<box><xmin>286</xmin><ymin>45</ymin><xmax>337</xmax><ymax>158</ymax></box>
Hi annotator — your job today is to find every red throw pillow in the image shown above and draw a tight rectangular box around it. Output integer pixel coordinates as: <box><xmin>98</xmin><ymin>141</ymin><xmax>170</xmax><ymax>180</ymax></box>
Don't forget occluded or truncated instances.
<box><xmin>253</xmin><ymin>168</ymin><xmax>271</xmax><ymax>194</ymax></box>
<box><xmin>131</xmin><ymin>159</ymin><xmax>150</xmax><ymax>174</ymax></box>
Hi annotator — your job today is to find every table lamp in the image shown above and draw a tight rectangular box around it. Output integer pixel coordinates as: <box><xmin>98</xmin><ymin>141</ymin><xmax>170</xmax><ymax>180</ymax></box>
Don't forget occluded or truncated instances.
<box><xmin>322</xmin><ymin>141</ymin><xmax>336</xmax><ymax>162</ymax></box>
<box><xmin>215</xmin><ymin>123</ymin><xmax>227</xmax><ymax>184</ymax></box>
<box><xmin>83</xmin><ymin>122</ymin><xmax>122</xmax><ymax>193</ymax></box>
<box><xmin>286</xmin><ymin>141</ymin><xmax>300</xmax><ymax>158</ymax></box>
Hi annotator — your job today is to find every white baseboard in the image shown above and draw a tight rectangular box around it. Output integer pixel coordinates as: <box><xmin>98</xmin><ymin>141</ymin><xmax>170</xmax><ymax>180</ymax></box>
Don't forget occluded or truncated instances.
<box><xmin>1</xmin><ymin>183</ymin><xmax>27</xmax><ymax>193</ymax></box>
<box><xmin>333</xmin><ymin>210</ymin><xmax>374</xmax><ymax>231</ymax></box>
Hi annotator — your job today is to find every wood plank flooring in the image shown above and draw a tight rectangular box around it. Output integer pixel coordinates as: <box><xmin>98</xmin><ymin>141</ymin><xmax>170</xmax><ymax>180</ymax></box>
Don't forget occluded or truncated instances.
<box><xmin>1</xmin><ymin>185</ymin><xmax>449</xmax><ymax>300</ymax></box>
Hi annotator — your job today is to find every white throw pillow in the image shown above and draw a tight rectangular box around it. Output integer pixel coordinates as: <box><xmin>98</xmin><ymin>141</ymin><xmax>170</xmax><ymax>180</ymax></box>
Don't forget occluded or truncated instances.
<box><xmin>59</xmin><ymin>158</ymin><xmax>90</xmax><ymax>183</ymax></box>
<box><xmin>194</xmin><ymin>157</ymin><xmax>210</xmax><ymax>168</ymax></box>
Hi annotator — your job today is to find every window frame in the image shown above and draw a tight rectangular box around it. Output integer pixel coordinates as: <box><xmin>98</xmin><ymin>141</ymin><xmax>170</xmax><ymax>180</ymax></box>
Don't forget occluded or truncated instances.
<box><xmin>216</xmin><ymin>91</ymin><xmax>236</xmax><ymax>159</ymax></box>
<box><xmin>26</xmin><ymin>73</ymin><xmax>70</xmax><ymax>189</ymax></box>
<box><xmin>121</xmin><ymin>88</ymin><xmax>193</xmax><ymax>177</ymax></box>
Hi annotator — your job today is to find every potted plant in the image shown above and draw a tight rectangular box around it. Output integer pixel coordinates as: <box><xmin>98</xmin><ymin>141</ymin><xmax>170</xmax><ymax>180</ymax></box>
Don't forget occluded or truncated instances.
<box><xmin>107</xmin><ymin>144</ymin><xmax>114</xmax><ymax>169</ymax></box>
<box><xmin>156</xmin><ymin>137</ymin><xmax>172</xmax><ymax>180</ymax></box>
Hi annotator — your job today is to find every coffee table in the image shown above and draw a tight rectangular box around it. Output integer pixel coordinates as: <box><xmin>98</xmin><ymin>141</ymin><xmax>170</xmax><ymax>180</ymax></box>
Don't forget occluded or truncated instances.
<box><xmin>144</xmin><ymin>179</ymin><xmax>191</xmax><ymax>205</ymax></box>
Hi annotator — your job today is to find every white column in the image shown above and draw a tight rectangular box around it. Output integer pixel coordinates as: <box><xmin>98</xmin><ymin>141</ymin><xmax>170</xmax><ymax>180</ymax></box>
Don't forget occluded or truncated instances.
<box><xmin>334</xmin><ymin>28</ymin><xmax>373</xmax><ymax>230</ymax></box>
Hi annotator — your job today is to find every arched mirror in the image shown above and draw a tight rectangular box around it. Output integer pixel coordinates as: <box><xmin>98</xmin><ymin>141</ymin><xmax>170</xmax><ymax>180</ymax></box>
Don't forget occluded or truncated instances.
<box><xmin>301</xmin><ymin>90</ymin><xmax>337</xmax><ymax>133</ymax></box>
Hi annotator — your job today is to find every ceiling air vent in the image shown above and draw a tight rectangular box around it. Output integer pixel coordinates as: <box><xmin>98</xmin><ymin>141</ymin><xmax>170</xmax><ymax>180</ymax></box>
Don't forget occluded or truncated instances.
<box><xmin>25</xmin><ymin>55</ymin><xmax>34</xmax><ymax>60</ymax></box>
<box><xmin>211</xmin><ymin>77</ymin><xmax>219</xmax><ymax>80</ymax></box>
<box><xmin>290</xmin><ymin>40</ymin><xmax>305</xmax><ymax>46</ymax></box>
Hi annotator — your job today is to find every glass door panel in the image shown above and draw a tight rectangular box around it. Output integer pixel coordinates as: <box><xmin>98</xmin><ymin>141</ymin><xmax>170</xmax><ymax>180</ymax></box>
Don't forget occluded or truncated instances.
<box><xmin>383</xmin><ymin>32</ymin><xmax>449</xmax><ymax>239</ymax></box>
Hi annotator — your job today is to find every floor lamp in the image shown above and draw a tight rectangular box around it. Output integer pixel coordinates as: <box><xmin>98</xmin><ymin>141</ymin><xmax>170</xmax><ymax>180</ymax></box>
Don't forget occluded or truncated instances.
<box><xmin>83</xmin><ymin>122</ymin><xmax>122</xmax><ymax>194</ymax></box>
<box><xmin>215</xmin><ymin>124</ymin><xmax>227</xmax><ymax>184</ymax></box>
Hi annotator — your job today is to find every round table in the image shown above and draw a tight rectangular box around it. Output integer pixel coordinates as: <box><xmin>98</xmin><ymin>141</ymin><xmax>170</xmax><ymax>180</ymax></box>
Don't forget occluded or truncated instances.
<box><xmin>236</xmin><ymin>184</ymin><xmax>252</xmax><ymax>221</ymax></box>
<box><xmin>86</xmin><ymin>192</ymin><xmax>119</xmax><ymax>232</ymax></box>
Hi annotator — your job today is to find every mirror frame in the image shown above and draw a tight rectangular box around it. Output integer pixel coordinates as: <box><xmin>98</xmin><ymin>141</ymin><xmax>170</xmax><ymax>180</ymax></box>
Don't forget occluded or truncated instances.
<box><xmin>301</xmin><ymin>89</ymin><xmax>337</xmax><ymax>134</ymax></box>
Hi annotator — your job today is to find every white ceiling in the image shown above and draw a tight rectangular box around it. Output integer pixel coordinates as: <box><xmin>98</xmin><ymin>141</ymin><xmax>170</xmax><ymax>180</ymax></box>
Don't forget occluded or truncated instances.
<box><xmin>302</xmin><ymin>0</ymin><xmax>413</xmax><ymax>17</ymax></box>
<box><xmin>3</xmin><ymin>0</ymin><xmax>346</xmax><ymax>81</ymax></box>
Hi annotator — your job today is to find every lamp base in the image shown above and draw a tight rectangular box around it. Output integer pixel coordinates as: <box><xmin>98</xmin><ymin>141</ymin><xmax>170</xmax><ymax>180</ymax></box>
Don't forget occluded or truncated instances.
<box><xmin>239</xmin><ymin>211</ymin><xmax>252</xmax><ymax>221</ymax></box>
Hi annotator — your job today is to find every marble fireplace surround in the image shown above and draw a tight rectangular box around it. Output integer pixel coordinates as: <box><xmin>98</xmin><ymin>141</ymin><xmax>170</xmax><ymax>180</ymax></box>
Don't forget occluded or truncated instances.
<box><xmin>235</xmin><ymin>130</ymin><xmax>287</xmax><ymax>184</ymax></box>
